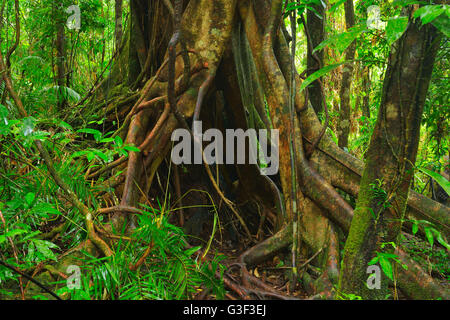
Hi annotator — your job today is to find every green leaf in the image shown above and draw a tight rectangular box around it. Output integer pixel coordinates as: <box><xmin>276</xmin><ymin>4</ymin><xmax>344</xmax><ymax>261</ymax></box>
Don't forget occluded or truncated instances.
<box><xmin>412</xmin><ymin>221</ymin><xmax>418</xmax><ymax>235</ymax></box>
<box><xmin>413</xmin><ymin>5</ymin><xmax>445</xmax><ymax>25</ymax></box>
<box><xmin>56</xmin><ymin>120</ymin><xmax>73</xmax><ymax>131</ymax></box>
<box><xmin>379</xmin><ymin>252</ymin><xmax>399</xmax><ymax>259</ymax></box>
<box><xmin>99</xmin><ymin>137</ymin><xmax>114</xmax><ymax>143</ymax></box>
<box><xmin>114</xmin><ymin>136</ymin><xmax>123</xmax><ymax>147</ymax></box>
<box><xmin>299</xmin><ymin>62</ymin><xmax>347</xmax><ymax>92</ymax></box>
<box><xmin>77</xmin><ymin>128</ymin><xmax>103</xmax><ymax>142</ymax></box>
<box><xmin>424</xmin><ymin>227</ymin><xmax>434</xmax><ymax>247</ymax></box>
<box><xmin>92</xmin><ymin>149</ymin><xmax>109</xmax><ymax>162</ymax></box>
<box><xmin>71</xmin><ymin>150</ymin><xmax>88</xmax><ymax>158</ymax></box>
<box><xmin>184</xmin><ymin>246</ymin><xmax>201</xmax><ymax>257</ymax></box>
<box><xmin>313</xmin><ymin>24</ymin><xmax>365</xmax><ymax>54</ymax></box>
<box><xmin>327</xmin><ymin>127</ymin><xmax>338</xmax><ymax>145</ymax></box>
<box><xmin>32</xmin><ymin>239</ymin><xmax>59</xmax><ymax>261</ymax></box>
<box><xmin>379</xmin><ymin>257</ymin><xmax>394</xmax><ymax>281</ymax></box>
<box><xmin>7</xmin><ymin>229</ymin><xmax>28</xmax><ymax>238</ymax></box>
<box><xmin>25</xmin><ymin>192</ymin><xmax>36</xmax><ymax>206</ymax></box>
<box><xmin>418</xmin><ymin>167</ymin><xmax>450</xmax><ymax>196</ymax></box>
<box><xmin>385</xmin><ymin>16</ymin><xmax>409</xmax><ymax>45</ymax></box>
<box><xmin>123</xmin><ymin>145</ymin><xmax>140</xmax><ymax>153</ymax></box>
<box><xmin>86</xmin><ymin>151</ymin><xmax>96</xmax><ymax>162</ymax></box>
<box><xmin>368</xmin><ymin>256</ymin><xmax>379</xmax><ymax>265</ymax></box>
<box><xmin>1</xmin><ymin>229</ymin><xmax>28</xmax><ymax>244</ymax></box>
<box><xmin>31</xmin><ymin>203</ymin><xmax>62</xmax><ymax>217</ymax></box>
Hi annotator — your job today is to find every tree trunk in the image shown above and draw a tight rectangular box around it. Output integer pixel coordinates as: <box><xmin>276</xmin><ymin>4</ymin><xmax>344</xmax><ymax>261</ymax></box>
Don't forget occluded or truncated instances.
<box><xmin>306</xmin><ymin>2</ymin><xmax>325</xmax><ymax>115</ymax></box>
<box><xmin>338</xmin><ymin>10</ymin><xmax>441</xmax><ymax>299</ymax></box>
<box><xmin>337</xmin><ymin>0</ymin><xmax>356</xmax><ymax>149</ymax></box>
<box><xmin>115</xmin><ymin>0</ymin><xmax>124</xmax><ymax>50</ymax></box>
<box><xmin>362</xmin><ymin>65</ymin><xmax>371</xmax><ymax>118</ymax></box>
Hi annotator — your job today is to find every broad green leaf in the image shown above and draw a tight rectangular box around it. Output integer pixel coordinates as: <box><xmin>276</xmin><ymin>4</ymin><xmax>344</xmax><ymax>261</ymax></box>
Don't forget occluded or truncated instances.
<box><xmin>418</xmin><ymin>167</ymin><xmax>450</xmax><ymax>196</ymax></box>
<box><xmin>299</xmin><ymin>62</ymin><xmax>347</xmax><ymax>92</ymax></box>
<box><xmin>32</xmin><ymin>239</ymin><xmax>59</xmax><ymax>261</ymax></box>
<box><xmin>313</xmin><ymin>24</ymin><xmax>365</xmax><ymax>54</ymax></box>
<box><xmin>92</xmin><ymin>149</ymin><xmax>109</xmax><ymax>162</ymax></box>
<box><xmin>77</xmin><ymin>128</ymin><xmax>103</xmax><ymax>142</ymax></box>
<box><xmin>379</xmin><ymin>257</ymin><xmax>394</xmax><ymax>281</ymax></box>
<box><xmin>386</xmin><ymin>16</ymin><xmax>409</xmax><ymax>45</ymax></box>
<box><xmin>413</xmin><ymin>5</ymin><xmax>446</xmax><ymax>25</ymax></box>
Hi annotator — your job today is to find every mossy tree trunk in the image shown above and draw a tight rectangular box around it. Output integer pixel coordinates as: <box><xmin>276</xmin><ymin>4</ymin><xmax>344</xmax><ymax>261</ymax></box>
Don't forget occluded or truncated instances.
<box><xmin>338</xmin><ymin>9</ymin><xmax>441</xmax><ymax>299</ymax></box>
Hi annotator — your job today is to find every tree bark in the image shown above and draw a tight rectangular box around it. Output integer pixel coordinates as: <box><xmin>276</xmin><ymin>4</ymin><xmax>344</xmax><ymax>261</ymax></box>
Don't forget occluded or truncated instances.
<box><xmin>115</xmin><ymin>0</ymin><xmax>123</xmax><ymax>50</ymax></box>
<box><xmin>338</xmin><ymin>10</ymin><xmax>441</xmax><ymax>299</ymax></box>
<box><xmin>337</xmin><ymin>0</ymin><xmax>356</xmax><ymax>149</ymax></box>
<box><xmin>306</xmin><ymin>2</ymin><xmax>325</xmax><ymax>115</ymax></box>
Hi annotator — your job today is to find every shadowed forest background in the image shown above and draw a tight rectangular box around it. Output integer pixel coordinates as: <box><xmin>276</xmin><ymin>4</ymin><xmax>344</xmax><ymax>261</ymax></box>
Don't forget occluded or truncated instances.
<box><xmin>0</xmin><ymin>0</ymin><xmax>448</xmax><ymax>300</ymax></box>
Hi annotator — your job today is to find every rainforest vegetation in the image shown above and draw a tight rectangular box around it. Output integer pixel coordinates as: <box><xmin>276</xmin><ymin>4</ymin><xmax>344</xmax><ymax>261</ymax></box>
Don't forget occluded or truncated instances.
<box><xmin>0</xmin><ymin>0</ymin><xmax>448</xmax><ymax>300</ymax></box>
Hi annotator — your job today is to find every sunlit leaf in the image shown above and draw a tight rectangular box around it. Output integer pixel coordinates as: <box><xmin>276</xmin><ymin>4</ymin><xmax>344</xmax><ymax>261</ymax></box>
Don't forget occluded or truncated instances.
<box><xmin>379</xmin><ymin>257</ymin><xmax>394</xmax><ymax>281</ymax></box>
<box><xmin>299</xmin><ymin>62</ymin><xmax>347</xmax><ymax>92</ymax></box>
<box><xmin>413</xmin><ymin>5</ymin><xmax>446</xmax><ymax>25</ymax></box>
<box><xmin>418</xmin><ymin>167</ymin><xmax>450</xmax><ymax>196</ymax></box>
<box><xmin>385</xmin><ymin>16</ymin><xmax>409</xmax><ymax>45</ymax></box>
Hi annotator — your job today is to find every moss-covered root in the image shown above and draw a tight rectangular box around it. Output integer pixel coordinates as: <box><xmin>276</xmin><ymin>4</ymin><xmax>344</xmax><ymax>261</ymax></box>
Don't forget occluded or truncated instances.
<box><xmin>396</xmin><ymin>248</ymin><xmax>450</xmax><ymax>300</ymax></box>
